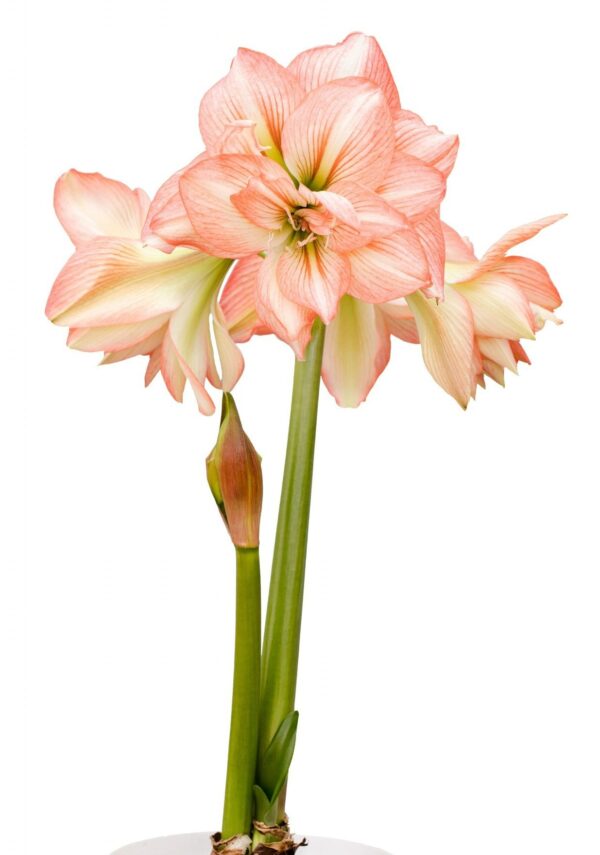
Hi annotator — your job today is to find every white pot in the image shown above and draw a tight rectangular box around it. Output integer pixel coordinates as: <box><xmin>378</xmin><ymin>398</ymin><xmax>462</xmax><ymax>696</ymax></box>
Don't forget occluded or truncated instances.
<box><xmin>111</xmin><ymin>834</ymin><xmax>391</xmax><ymax>855</ymax></box>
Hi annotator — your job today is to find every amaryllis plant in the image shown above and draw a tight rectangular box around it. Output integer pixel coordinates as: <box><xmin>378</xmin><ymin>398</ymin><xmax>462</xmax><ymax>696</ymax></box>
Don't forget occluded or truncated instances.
<box><xmin>46</xmin><ymin>33</ymin><xmax>564</xmax><ymax>855</ymax></box>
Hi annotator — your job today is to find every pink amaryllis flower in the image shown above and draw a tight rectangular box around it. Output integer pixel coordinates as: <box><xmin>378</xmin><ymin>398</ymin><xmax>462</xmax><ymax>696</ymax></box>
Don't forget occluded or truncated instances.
<box><xmin>46</xmin><ymin>170</ymin><xmax>243</xmax><ymax>414</ymax></box>
<box><xmin>146</xmin><ymin>33</ymin><xmax>457</xmax><ymax>367</ymax></box>
<box><xmin>388</xmin><ymin>214</ymin><xmax>565</xmax><ymax>406</ymax></box>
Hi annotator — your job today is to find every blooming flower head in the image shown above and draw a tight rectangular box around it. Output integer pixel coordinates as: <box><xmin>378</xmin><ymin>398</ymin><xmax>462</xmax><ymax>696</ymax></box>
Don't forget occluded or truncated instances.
<box><xmin>147</xmin><ymin>33</ymin><xmax>457</xmax><ymax>359</ymax></box>
<box><xmin>46</xmin><ymin>170</ymin><xmax>243</xmax><ymax>414</ymax></box>
<box><xmin>392</xmin><ymin>215</ymin><xmax>565</xmax><ymax>406</ymax></box>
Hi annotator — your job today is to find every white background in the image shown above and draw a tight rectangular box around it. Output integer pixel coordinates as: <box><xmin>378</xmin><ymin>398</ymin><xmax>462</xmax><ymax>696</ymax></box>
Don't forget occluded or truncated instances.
<box><xmin>6</xmin><ymin>1</ymin><xmax>600</xmax><ymax>853</ymax></box>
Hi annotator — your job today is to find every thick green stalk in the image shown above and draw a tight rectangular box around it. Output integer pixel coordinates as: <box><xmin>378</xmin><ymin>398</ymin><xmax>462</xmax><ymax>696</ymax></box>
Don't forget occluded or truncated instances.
<box><xmin>222</xmin><ymin>546</ymin><xmax>262</xmax><ymax>839</ymax></box>
<box><xmin>257</xmin><ymin>320</ymin><xmax>325</xmax><ymax>797</ymax></box>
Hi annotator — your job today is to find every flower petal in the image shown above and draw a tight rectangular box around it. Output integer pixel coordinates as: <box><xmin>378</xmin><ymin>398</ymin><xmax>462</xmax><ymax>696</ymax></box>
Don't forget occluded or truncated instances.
<box><xmin>377</xmin><ymin>153</ymin><xmax>446</xmax><ymax>219</ymax></box>
<box><xmin>100</xmin><ymin>325</ymin><xmax>168</xmax><ymax>364</ymax></box>
<box><xmin>142</xmin><ymin>154</ymin><xmax>206</xmax><ymax>250</ymax></box>
<box><xmin>442</xmin><ymin>222</ymin><xmax>477</xmax><ymax>263</ymax></box>
<box><xmin>55</xmin><ymin>170</ymin><xmax>149</xmax><ymax>247</ymax></box>
<box><xmin>328</xmin><ymin>181</ymin><xmax>407</xmax><ymax>251</ymax></box>
<box><xmin>179</xmin><ymin>154</ymin><xmax>287</xmax><ymax>256</ymax></box>
<box><xmin>167</xmin><ymin>287</ymin><xmax>220</xmax><ymax>414</ymax></box>
<box><xmin>160</xmin><ymin>331</ymin><xmax>187</xmax><ymax>404</ymax></box>
<box><xmin>379</xmin><ymin>299</ymin><xmax>419</xmax><ymax>343</ymax></box>
<box><xmin>256</xmin><ymin>249</ymin><xmax>315</xmax><ymax>356</ymax></box>
<box><xmin>348</xmin><ymin>228</ymin><xmax>430</xmax><ymax>302</ymax></box>
<box><xmin>452</xmin><ymin>274</ymin><xmax>537</xmax><ymax>340</ymax></box>
<box><xmin>406</xmin><ymin>287</ymin><xmax>476</xmax><ymax>408</ymax></box>
<box><xmin>199</xmin><ymin>48</ymin><xmax>304</xmax><ymax>160</ymax></box>
<box><xmin>220</xmin><ymin>256</ymin><xmax>270</xmax><ymax>343</ymax></box>
<box><xmin>277</xmin><ymin>239</ymin><xmax>350</xmax><ymax>322</ymax></box>
<box><xmin>477</xmin><ymin>336</ymin><xmax>518</xmax><ymax>373</ymax></box>
<box><xmin>47</xmin><ymin>238</ymin><xmax>230</xmax><ymax>327</ymax></box>
<box><xmin>231</xmin><ymin>172</ymin><xmax>300</xmax><ymax>231</ymax></box>
<box><xmin>68</xmin><ymin>313</ymin><xmax>170</xmax><ymax>352</ymax></box>
<box><xmin>393</xmin><ymin>110</ymin><xmax>459</xmax><ymax>178</ymax></box>
<box><xmin>288</xmin><ymin>32</ymin><xmax>401</xmax><ymax>118</ymax></box>
<box><xmin>413</xmin><ymin>210</ymin><xmax>445</xmax><ymax>300</ymax></box>
<box><xmin>322</xmin><ymin>295</ymin><xmax>391</xmax><ymax>407</ymax></box>
<box><xmin>489</xmin><ymin>256</ymin><xmax>562</xmax><ymax>310</ymax></box>
<box><xmin>479</xmin><ymin>214</ymin><xmax>566</xmax><ymax>269</ymax></box>
<box><xmin>281</xmin><ymin>78</ymin><xmax>394</xmax><ymax>190</ymax></box>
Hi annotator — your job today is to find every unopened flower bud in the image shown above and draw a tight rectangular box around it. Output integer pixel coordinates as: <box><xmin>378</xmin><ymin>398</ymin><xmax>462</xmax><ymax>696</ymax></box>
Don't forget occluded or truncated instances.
<box><xmin>206</xmin><ymin>393</ymin><xmax>263</xmax><ymax>548</ymax></box>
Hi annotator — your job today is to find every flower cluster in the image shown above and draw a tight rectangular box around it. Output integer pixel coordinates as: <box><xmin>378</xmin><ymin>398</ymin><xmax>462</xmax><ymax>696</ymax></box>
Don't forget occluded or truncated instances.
<box><xmin>46</xmin><ymin>33</ymin><xmax>563</xmax><ymax>410</ymax></box>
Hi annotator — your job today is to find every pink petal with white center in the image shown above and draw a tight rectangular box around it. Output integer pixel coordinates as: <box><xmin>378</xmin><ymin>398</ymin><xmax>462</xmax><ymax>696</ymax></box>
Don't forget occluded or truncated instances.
<box><xmin>231</xmin><ymin>172</ymin><xmax>301</xmax><ymax>231</ymax></box>
<box><xmin>101</xmin><ymin>325</ymin><xmax>168</xmax><ymax>364</ymax></box>
<box><xmin>406</xmin><ymin>287</ymin><xmax>476</xmax><ymax>408</ymax></box>
<box><xmin>199</xmin><ymin>48</ymin><xmax>305</xmax><ymax>159</ymax></box>
<box><xmin>378</xmin><ymin>153</ymin><xmax>446</xmax><ymax>219</ymax></box>
<box><xmin>452</xmin><ymin>274</ymin><xmax>537</xmax><ymax>340</ymax></box>
<box><xmin>55</xmin><ymin>170</ymin><xmax>150</xmax><ymax>248</ymax></box>
<box><xmin>288</xmin><ymin>32</ymin><xmax>401</xmax><ymax>118</ymax></box>
<box><xmin>68</xmin><ymin>313</ymin><xmax>170</xmax><ymax>352</ymax></box>
<box><xmin>277</xmin><ymin>239</ymin><xmax>350</xmax><ymax>322</ymax></box>
<box><xmin>479</xmin><ymin>214</ymin><xmax>566</xmax><ymax>269</ymax></box>
<box><xmin>47</xmin><ymin>238</ymin><xmax>230</xmax><ymax>327</ymax></box>
<box><xmin>256</xmin><ymin>249</ymin><xmax>315</xmax><ymax>355</ymax></box>
<box><xmin>322</xmin><ymin>295</ymin><xmax>391</xmax><ymax>407</ymax></box>
<box><xmin>179</xmin><ymin>154</ymin><xmax>290</xmax><ymax>257</ymax></box>
<box><xmin>328</xmin><ymin>181</ymin><xmax>407</xmax><ymax>251</ymax></box>
<box><xmin>413</xmin><ymin>210</ymin><xmax>445</xmax><ymax>299</ymax></box>
<box><xmin>490</xmin><ymin>256</ymin><xmax>562</xmax><ymax>310</ymax></box>
<box><xmin>281</xmin><ymin>78</ymin><xmax>394</xmax><ymax>191</ymax></box>
<box><xmin>348</xmin><ymin>228</ymin><xmax>430</xmax><ymax>303</ymax></box>
<box><xmin>442</xmin><ymin>222</ymin><xmax>477</xmax><ymax>263</ymax></box>
<box><xmin>477</xmin><ymin>336</ymin><xmax>519</xmax><ymax>373</ymax></box>
<box><xmin>379</xmin><ymin>299</ymin><xmax>419</xmax><ymax>343</ymax></box>
<box><xmin>160</xmin><ymin>331</ymin><xmax>187</xmax><ymax>404</ymax></box>
<box><xmin>142</xmin><ymin>154</ymin><xmax>206</xmax><ymax>250</ymax></box>
<box><xmin>393</xmin><ymin>111</ymin><xmax>459</xmax><ymax>178</ymax></box>
<box><xmin>220</xmin><ymin>256</ymin><xmax>270</xmax><ymax>343</ymax></box>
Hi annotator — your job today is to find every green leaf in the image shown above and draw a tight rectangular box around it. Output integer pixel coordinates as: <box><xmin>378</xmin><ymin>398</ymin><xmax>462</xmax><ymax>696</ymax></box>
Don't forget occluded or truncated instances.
<box><xmin>258</xmin><ymin>710</ymin><xmax>299</xmax><ymax>803</ymax></box>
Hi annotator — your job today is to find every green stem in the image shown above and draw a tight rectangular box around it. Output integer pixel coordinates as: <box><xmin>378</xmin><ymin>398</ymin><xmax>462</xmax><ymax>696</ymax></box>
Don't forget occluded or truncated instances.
<box><xmin>222</xmin><ymin>546</ymin><xmax>262</xmax><ymax>839</ymax></box>
<box><xmin>257</xmin><ymin>320</ymin><xmax>325</xmax><ymax>804</ymax></box>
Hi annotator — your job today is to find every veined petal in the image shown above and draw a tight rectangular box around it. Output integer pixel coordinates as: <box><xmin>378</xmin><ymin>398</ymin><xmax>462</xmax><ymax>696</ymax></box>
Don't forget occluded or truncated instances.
<box><xmin>144</xmin><ymin>347</ymin><xmax>162</xmax><ymax>386</ymax></box>
<box><xmin>301</xmin><ymin>187</ymin><xmax>361</xmax><ymax>230</ymax></box>
<box><xmin>161</xmin><ymin>331</ymin><xmax>187</xmax><ymax>403</ymax></box>
<box><xmin>379</xmin><ymin>299</ymin><xmax>419</xmax><ymax>343</ymax></box>
<box><xmin>377</xmin><ymin>153</ymin><xmax>446</xmax><ymax>219</ymax></box>
<box><xmin>328</xmin><ymin>181</ymin><xmax>407</xmax><ymax>251</ymax></box>
<box><xmin>348</xmin><ymin>228</ymin><xmax>430</xmax><ymax>302</ymax></box>
<box><xmin>256</xmin><ymin>249</ymin><xmax>315</xmax><ymax>356</ymax></box>
<box><xmin>277</xmin><ymin>239</ymin><xmax>350</xmax><ymax>322</ymax></box>
<box><xmin>452</xmin><ymin>274</ymin><xmax>537</xmax><ymax>340</ymax></box>
<box><xmin>442</xmin><ymin>222</ymin><xmax>477</xmax><ymax>263</ymax></box>
<box><xmin>281</xmin><ymin>77</ymin><xmax>394</xmax><ymax>191</ymax></box>
<box><xmin>490</xmin><ymin>256</ymin><xmax>562</xmax><ymax>310</ymax></box>
<box><xmin>55</xmin><ymin>170</ymin><xmax>149</xmax><ymax>247</ymax></box>
<box><xmin>322</xmin><ymin>295</ymin><xmax>391</xmax><ymax>407</ymax></box>
<box><xmin>47</xmin><ymin>238</ymin><xmax>230</xmax><ymax>327</ymax></box>
<box><xmin>406</xmin><ymin>287</ymin><xmax>476</xmax><ymax>408</ymax></box>
<box><xmin>220</xmin><ymin>256</ymin><xmax>269</xmax><ymax>342</ymax></box>
<box><xmin>168</xmin><ymin>286</ymin><xmax>220</xmax><ymax>414</ymax></box>
<box><xmin>142</xmin><ymin>154</ymin><xmax>206</xmax><ymax>250</ymax></box>
<box><xmin>413</xmin><ymin>210</ymin><xmax>445</xmax><ymax>299</ymax></box>
<box><xmin>394</xmin><ymin>110</ymin><xmax>459</xmax><ymax>178</ymax></box>
<box><xmin>477</xmin><ymin>336</ymin><xmax>518</xmax><ymax>373</ymax></box>
<box><xmin>100</xmin><ymin>325</ymin><xmax>168</xmax><ymax>364</ymax></box>
<box><xmin>68</xmin><ymin>313</ymin><xmax>170</xmax><ymax>352</ymax></box>
<box><xmin>288</xmin><ymin>32</ymin><xmax>401</xmax><ymax>118</ymax></box>
<box><xmin>199</xmin><ymin>48</ymin><xmax>304</xmax><ymax>159</ymax></box>
<box><xmin>231</xmin><ymin>172</ymin><xmax>301</xmax><ymax>230</ymax></box>
<box><xmin>179</xmin><ymin>154</ymin><xmax>284</xmax><ymax>256</ymax></box>
<box><xmin>479</xmin><ymin>214</ymin><xmax>566</xmax><ymax>270</ymax></box>
<box><xmin>212</xmin><ymin>298</ymin><xmax>245</xmax><ymax>392</ymax></box>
